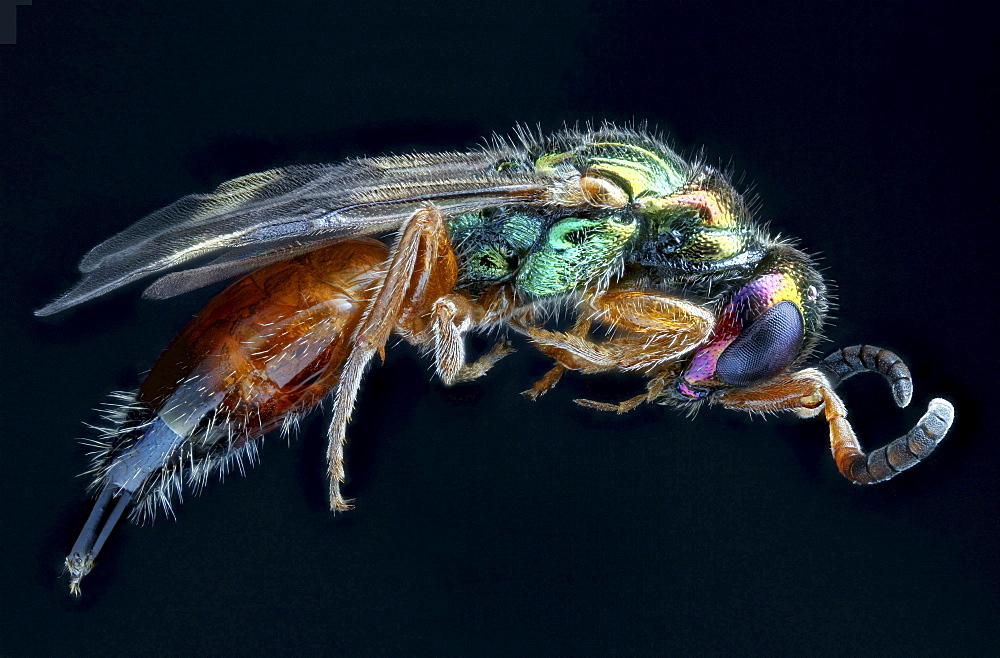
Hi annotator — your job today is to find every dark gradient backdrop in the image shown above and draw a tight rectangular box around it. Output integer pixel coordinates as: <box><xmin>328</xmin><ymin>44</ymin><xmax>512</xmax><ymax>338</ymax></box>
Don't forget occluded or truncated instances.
<box><xmin>2</xmin><ymin>2</ymin><xmax>997</xmax><ymax>654</ymax></box>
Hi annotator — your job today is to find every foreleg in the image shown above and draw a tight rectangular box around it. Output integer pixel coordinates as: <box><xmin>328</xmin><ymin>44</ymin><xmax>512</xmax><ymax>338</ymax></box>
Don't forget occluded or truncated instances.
<box><xmin>522</xmin><ymin>291</ymin><xmax>714</xmax><ymax>373</ymax></box>
<box><xmin>519</xmin><ymin>289</ymin><xmax>714</xmax><ymax>406</ymax></box>
<box><xmin>587</xmin><ymin>289</ymin><xmax>715</xmax><ymax>369</ymax></box>
<box><xmin>574</xmin><ymin>369</ymin><xmax>676</xmax><ymax>414</ymax></box>
<box><xmin>519</xmin><ymin>316</ymin><xmax>598</xmax><ymax>400</ymax></box>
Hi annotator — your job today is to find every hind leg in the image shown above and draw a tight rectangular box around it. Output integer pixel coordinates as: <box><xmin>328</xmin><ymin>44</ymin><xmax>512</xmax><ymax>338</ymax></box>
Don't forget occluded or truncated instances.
<box><xmin>326</xmin><ymin>204</ymin><xmax>459</xmax><ymax>510</ymax></box>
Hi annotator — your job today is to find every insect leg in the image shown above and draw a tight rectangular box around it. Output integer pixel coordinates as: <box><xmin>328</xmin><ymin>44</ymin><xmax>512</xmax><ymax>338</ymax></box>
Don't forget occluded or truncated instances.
<box><xmin>326</xmin><ymin>204</ymin><xmax>457</xmax><ymax>510</ymax></box>
<box><xmin>522</xmin><ymin>363</ymin><xmax>567</xmax><ymax>401</ymax></box>
<box><xmin>523</xmin><ymin>290</ymin><xmax>714</xmax><ymax>373</ymax></box>
<box><xmin>516</xmin><ymin>314</ymin><xmax>675</xmax><ymax>401</ymax></box>
<box><xmin>574</xmin><ymin>372</ymin><xmax>672</xmax><ymax>414</ymax></box>
<box><xmin>427</xmin><ymin>295</ymin><xmax>473</xmax><ymax>384</ymax></box>
<box><xmin>448</xmin><ymin>339</ymin><xmax>517</xmax><ymax>384</ymax></box>
<box><xmin>587</xmin><ymin>289</ymin><xmax>716</xmax><ymax>368</ymax></box>
<box><xmin>519</xmin><ymin>290</ymin><xmax>714</xmax><ymax>407</ymax></box>
<box><xmin>519</xmin><ymin>316</ymin><xmax>593</xmax><ymax>400</ymax></box>
<box><xmin>517</xmin><ymin>321</ymin><xmax>620</xmax><ymax>372</ymax></box>
<box><xmin>423</xmin><ymin>294</ymin><xmax>515</xmax><ymax>385</ymax></box>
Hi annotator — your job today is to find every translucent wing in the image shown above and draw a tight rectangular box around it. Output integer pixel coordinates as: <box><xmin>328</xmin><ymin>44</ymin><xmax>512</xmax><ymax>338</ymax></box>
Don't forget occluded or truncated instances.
<box><xmin>36</xmin><ymin>149</ymin><xmax>556</xmax><ymax>316</ymax></box>
<box><xmin>140</xmin><ymin>237</ymin><xmax>358</xmax><ymax>300</ymax></box>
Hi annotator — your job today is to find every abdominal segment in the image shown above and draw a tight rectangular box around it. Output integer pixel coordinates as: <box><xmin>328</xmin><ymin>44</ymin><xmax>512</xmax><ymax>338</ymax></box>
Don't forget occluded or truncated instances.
<box><xmin>92</xmin><ymin>239</ymin><xmax>389</xmax><ymax>518</ymax></box>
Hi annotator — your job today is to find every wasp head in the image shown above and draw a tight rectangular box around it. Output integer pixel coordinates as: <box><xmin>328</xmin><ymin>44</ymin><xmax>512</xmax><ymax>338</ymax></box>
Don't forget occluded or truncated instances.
<box><xmin>675</xmin><ymin>244</ymin><xmax>828</xmax><ymax>400</ymax></box>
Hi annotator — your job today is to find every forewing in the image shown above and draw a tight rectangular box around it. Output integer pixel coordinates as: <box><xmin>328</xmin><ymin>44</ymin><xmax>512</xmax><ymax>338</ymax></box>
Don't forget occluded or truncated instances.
<box><xmin>36</xmin><ymin>150</ymin><xmax>555</xmax><ymax>316</ymax></box>
<box><xmin>140</xmin><ymin>237</ymin><xmax>358</xmax><ymax>300</ymax></box>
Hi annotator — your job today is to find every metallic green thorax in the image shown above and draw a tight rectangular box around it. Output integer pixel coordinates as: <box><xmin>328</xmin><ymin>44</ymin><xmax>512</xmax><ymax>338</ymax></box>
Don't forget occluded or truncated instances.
<box><xmin>449</xmin><ymin>131</ymin><xmax>767</xmax><ymax>300</ymax></box>
<box><xmin>446</xmin><ymin>209</ymin><xmax>639</xmax><ymax>297</ymax></box>
<box><xmin>534</xmin><ymin>140</ymin><xmax>688</xmax><ymax>199</ymax></box>
<box><xmin>515</xmin><ymin>213</ymin><xmax>638</xmax><ymax>297</ymax></box>
<box><xmin>629</xmin><ymin>174</ymin><xmax>765</xmax><ymax>284</ymax></box>
<box><xmin>448</xmin><ymin>136</ymin><xmax>690</xmax><ymax>298</ymax></box>
<box><xmin>447</xmin><ymin>210</ymin><xmax>545</xmax><ymax>285</ymax></box>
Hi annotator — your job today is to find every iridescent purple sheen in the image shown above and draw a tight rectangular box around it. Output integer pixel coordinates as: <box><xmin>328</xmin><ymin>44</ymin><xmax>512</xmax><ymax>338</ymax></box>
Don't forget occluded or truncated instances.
<box><xmin>676</xmin><ymin>380</ymin><xmax>709</xmax><ymax>399</ymax></box>
<box><xmin>678</xmin><ymin>272</ymin><xmax>799</xmax><ymax>396</ymax></box>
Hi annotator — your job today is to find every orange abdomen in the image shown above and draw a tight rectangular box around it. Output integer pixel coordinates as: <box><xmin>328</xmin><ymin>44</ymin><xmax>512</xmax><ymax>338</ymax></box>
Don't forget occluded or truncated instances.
<box><xmin>137</xmin><ymin>239</ymin><xmax>388</xmax><ymax>446</ymax></box>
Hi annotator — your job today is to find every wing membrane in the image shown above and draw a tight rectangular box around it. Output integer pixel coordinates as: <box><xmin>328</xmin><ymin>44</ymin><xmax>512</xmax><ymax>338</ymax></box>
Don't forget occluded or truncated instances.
<box><xmin>140</xmin><ymin>236</ymin><xmax>370</xmax><ymax>300</ymax></box>
<box><xmin>37</xmin><ymin>149</ymin><xmax>555</xmax><ymax>316</ymax></box>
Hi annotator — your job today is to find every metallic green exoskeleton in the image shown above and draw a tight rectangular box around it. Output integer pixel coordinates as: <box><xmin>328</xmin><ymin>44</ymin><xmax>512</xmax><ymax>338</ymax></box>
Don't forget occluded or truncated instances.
<box><xmin>445</xmin><ymin>132</ymin><xmax>768</xmax><ymax>304</ymax></box>
<box><xmin>446</xmin><ymin>209</ymin><xmax>545</xmax><ymax>287</ymax></box>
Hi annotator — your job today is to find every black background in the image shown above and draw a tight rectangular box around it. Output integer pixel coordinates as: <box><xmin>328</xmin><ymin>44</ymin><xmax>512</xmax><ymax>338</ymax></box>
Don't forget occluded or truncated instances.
<box><xmin>2</xmin><ymin>2</ymin><xmax>997</xmax><ymax>654</ymax></box>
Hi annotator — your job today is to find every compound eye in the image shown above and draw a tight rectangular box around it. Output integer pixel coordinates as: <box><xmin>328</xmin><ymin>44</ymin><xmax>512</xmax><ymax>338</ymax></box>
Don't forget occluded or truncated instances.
<box><xmin>715</xmin><ymin>300</ymin><xmax>804</xmax><ymax>386</ymax></box>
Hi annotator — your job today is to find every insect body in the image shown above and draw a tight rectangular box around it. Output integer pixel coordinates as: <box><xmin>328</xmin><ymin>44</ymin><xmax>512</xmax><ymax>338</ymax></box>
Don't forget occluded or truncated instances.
<box><xmin>38</xmin><ymin>126</ymin><xmax>955</xmax><ymax>595</ymax></box>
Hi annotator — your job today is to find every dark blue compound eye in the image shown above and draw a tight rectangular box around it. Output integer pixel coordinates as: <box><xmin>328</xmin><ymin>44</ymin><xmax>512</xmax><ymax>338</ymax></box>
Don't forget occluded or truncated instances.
<box><xmin>716</xmin><ymin>300</ymin><xmax>804</xmax><ymax>386</ymax></box>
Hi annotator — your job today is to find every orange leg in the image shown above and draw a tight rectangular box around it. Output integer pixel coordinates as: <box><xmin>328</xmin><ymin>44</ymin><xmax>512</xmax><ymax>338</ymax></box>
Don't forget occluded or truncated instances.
<box><xmin>589</xmin><ymin>289</ymin><xmax>715</xmax><ymax>359</ymax></box>
<box><xmin>573</xmin><ymin>369</ymin><xmax>678</xmax><ymax>414</ymax></box>
<box><xmin>521</xmin><ymin>289</ymin><xmax>714</xmax><ymax>372</ymax></box>
<box><xmin>423</xmin><ymin>293</ymin><xmax>514</xmax><ymax>385</ymax></box>
<box><xmin>449</xmin><ymin>339</ymin><xmax>516</xmax><ymax>384</ymax></box>
<box><xmin>326</xmin><ymin>204</ymin><xmax>459</xmax><ymax>510</ymax></box>
<box><xmin>520</xmin><ymin>316</ymin><xmax>596</xmax><ymax>400</ymax></box>
<box><xmin>324</xmin><ymin>205</ymin><xmax>515</xmax><ymax>510</ymax></box>
<box><xmin>516</xmin><ymin>289</ymin><xmax>714</xmax><ymax>406</ymax></box>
